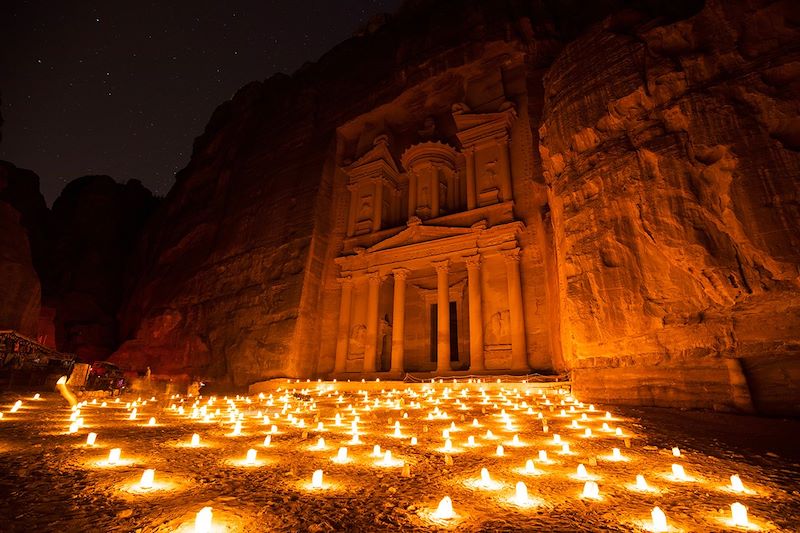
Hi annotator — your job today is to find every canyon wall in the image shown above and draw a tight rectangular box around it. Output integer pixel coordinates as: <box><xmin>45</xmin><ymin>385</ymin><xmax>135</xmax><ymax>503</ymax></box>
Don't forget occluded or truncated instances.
<box><xmin>107</xmin><ymin>0</ymin><xmax>799</xmax><ymax>414</ymax></box>
<box><xmin>540</xmin><ymin>0</ymin><xmax>800</xmax><ymax>414</ymax></box>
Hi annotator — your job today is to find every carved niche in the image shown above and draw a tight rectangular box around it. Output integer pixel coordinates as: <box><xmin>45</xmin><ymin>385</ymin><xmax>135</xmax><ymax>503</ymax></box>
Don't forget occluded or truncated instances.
<box><xmin>343</xmin><ymin>135</ymin><xmax>401</xmax><ymax>237</ymax></box>
<box><xmin>453</xmin><ymin>102</ymin><xmax>517</xmax><ymax>208</ymax></box>
<box><xmin>400</xmin><ymin>141</ymin><xmax>461</xmax><ymax>221</ymax></box>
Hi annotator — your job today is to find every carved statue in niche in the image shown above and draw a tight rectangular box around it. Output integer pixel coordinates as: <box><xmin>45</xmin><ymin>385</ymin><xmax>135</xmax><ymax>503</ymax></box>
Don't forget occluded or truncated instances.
<box><xmin>358</xmin><ymin>195</ymin><xmax>373</xmax><ymax>220</ymax></box>
<box><xmin>485</xmin><ymin>309</ymin><xmax>510</xmax><ymax>346</ymax></box>
<box><xmin>349</xmin><ymin>324</ymin><xmax>367</xmax><ymax>357</ymax></box>
<box><xmin>483</xmin><ymin>160</ymin><xmax>498</xmax><ymax>188</ymax></box>
<box><xmin>418</xmin><ymin>177</ymin><xmax>430</xmax><ymax>208</ymax></box>
<box><xmin>379</xmin><ymin>314</ymin><xmax>392</xmax><ymax>371</ymax></box>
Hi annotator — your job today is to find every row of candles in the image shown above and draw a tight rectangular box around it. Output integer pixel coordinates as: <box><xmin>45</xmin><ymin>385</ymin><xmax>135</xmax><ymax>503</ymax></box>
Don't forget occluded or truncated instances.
<box><xmin>5</xmin><ymin>383</ymin><xmax>763</xmax><ymax>531</ymax></box>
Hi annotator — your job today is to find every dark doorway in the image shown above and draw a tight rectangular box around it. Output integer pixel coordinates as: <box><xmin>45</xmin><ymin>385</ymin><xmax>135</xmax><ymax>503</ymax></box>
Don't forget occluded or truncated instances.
<box><xmin>430</xmin><ymin>302</ymin><xmax>459</xmax><ymax>363</ymax></box>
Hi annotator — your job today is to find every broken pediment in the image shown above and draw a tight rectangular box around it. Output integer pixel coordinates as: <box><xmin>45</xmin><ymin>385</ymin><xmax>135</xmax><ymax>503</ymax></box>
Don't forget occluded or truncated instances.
<box><xmin>344</xmin><ymin>134</ymin><xmax>400</xmax><ymax>183</ymax></box>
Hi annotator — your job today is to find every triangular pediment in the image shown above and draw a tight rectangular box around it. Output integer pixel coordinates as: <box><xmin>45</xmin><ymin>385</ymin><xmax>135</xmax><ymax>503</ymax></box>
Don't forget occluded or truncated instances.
<box><xmin>368</xmin><ymin>223</ymin><xmax>473</xmax><ymax>253</ymax></box>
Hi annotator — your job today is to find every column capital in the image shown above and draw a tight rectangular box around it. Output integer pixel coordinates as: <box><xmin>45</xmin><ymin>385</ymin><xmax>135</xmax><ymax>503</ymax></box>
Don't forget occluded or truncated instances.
<box><xmin>501</xmin><ymin>248</ymin><xmax>521</xmax><ymax>264</ymax></box>
<box><xmin>431</xmin><ymin>259</ymin><xmax>450</xmax><ymax>273</ymax></box>
<box><xmin>464</xmin><ymin>254</ymin><xmax>482</xmax><ymax>269</ymax></box>
<box><xmin>366</xmin><ymin>270</ymin><xmax>383</xmax><ymax>283</ymax></box>
<box><xmin>337</xmin><ymin>275</ymin><xmax>353</xmax><ymax>286</ymax></box>
<box><xmin>392</xmin><ymin>268</ymin><xmax>411</xmax><ymax>281</ymax></box>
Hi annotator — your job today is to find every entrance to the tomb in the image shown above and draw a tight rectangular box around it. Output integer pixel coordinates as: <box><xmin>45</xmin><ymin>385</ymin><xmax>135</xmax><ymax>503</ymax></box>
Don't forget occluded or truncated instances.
<box><xmin>430</xmin><ymin>302</ymin><xmax>459</xmax><ymax>363</ymax></box>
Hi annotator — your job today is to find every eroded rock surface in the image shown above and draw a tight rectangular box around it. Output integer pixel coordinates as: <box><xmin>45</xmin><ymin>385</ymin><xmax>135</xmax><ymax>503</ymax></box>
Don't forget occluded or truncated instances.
<box><xmin>0</xmin><ymin>202</ymin><xmax>40</xmax><ymax>337</ymax></box>
<box><xmin>540</xmin><ymin>0</ymin><xmax>800</xmax><ymax>414</ymax></box>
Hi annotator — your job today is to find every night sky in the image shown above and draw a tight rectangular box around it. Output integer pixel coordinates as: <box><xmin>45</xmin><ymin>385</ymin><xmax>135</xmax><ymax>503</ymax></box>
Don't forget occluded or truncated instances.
<box><xmin>0</xmin><ymin>0</ymin><xmax>404</xmax><ymax>204</ymax></box>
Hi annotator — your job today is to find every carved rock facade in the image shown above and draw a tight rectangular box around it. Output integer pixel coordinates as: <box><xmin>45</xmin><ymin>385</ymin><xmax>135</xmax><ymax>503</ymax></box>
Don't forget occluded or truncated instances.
<box><xmin>111</xmin><ymin>0</ymin><xmax>799</xmax><ymax>414</ymax></box>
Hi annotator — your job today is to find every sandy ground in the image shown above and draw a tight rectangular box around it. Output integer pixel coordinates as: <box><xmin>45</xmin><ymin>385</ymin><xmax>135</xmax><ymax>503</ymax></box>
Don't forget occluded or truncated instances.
<box><xmin>0</xmin><ymin>383</ymin><xmax>798</xmax><ymax>532</ymax></box>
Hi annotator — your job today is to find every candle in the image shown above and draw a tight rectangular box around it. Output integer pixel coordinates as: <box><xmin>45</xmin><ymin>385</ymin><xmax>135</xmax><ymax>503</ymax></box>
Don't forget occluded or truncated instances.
<box><xmin>139</xmin><ymin>469</ymin><xmax>155</xmax><ymax>489</ymax></box>
<box><xmin>432</xmin><ymin>496</ymin><xmax>455</xmax><ymax>519</ymax></box>
<box><xmin>191</xmin><ymin>433</ymin><xmax>200</xmax><ymax>447</ymax></box>
<box><xmin>730</xmin><ymin>474</ymin><xmax>745</xmax><ymax>492</ymax></box>
<box><xmin>730</xmin><ymin>502</ymin><xmax>749</xmax><ymax>527</ymax></box>
<box><xmin>195</xmin><ymin>507</ymin><xmax>213</xmax><ymax>533</ymax></box>
<box><xmin>513</xmin><ymin>481</ymin><xmax>531</xmax><ymax>505</ymax></box>
<box><xmin>245</xmin><ymin>448</ymin><xmax>257</xmax><ymax>465</ymax></box>
<box><xmin>651</xmin><ymin>506</ymin><xmax>668</xmax><ymax>532</ymax></box>
<box><xmin>636</xmin><ymin>474</ymin><xmax>649</xmax><ymax>491</ymax></box>
<box><xmin>311</xmin><ymin>469</ymin><xmax>324</xmax><ymax>489</ymax></box>
<box><xmin>86</xmin><ymin>432</ymin><xmax>97</xmax><ymax>445</ymax></box>
<box><xmin>581</xmin><ymin>481</ymin><xmax>599</xmax><ymax>499</ymax></box>
<box><xmin>108</xmin><ymin>448</ymin><xmax>121</xmax><ymax>465</ymax></box>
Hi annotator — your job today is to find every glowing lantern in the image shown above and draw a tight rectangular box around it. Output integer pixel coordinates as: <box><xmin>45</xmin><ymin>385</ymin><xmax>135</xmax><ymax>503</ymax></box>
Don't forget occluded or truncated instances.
<box><xmin>232</xmin><ymin>421</ymin><xmax>242</xmax><ymax>436</ymax></box>
<box><xmin>108</xmin><ymin>448</ymin><xmax>122</xmax><ymax>465</ymax></box>
<box><xmin>311</xmin><ymin>469</ymin><xmax>324</xmax><ymax>489</ymax></box>
<box><xmin>615</xmin><ymin>427</ymin><xmax>623</xmax><ymax>436</ymax></box>
<box><xmin>467</xmin><ymin>436</ymin><xmax>476</xmax><ymax>447</ymax></box>
<box><xmin>148</xmin><ymin>417</ymin><xmax>156</xmax><ymax>426</ymax></box>
<box><xmin>576</xmin><ymin>464</ymin><xmax>588</xmax><ymax>479</ymax></box>
<box><xmin>730</xmin><ymin>474</ymin><xmax>745</xmax><ymax>492</ymax></box>
<box><xmin>270</xmin><ymin>425</ymin><xmax>278</xmax><ymax>434</ymax></box>
<box><xmin>581</xmin><ymin>481</ymin><xmax>599</xmax><ymax>499</ymax></box>
<box><xmin>472</xmin><ymin>418</ymin><xmax>479</xmax><ymax>427</ymax></box>
<box><xmin>68</xmin><ymin>422</ymin><xmax>79</xmax><ymax>434</ymax></box>
<box><xmin>651</xmin><ymin>506</ymin><xmax>668</xmax><ymax>532</ymax></box>
<box><xmin>195</xmin><ymin>507</ymin><xmax>213</xmax><ymax>533</ymax></box>
<box><xmin>129</xmin><ymin>409</ymin><xmax>137</xmax><ymax>420</ymax></box>
<box><xmin>611</xmin><ymin>447</ymin><xmax>622</xmax><ymax>461</ymax></box>
<box><xmin>552</xmin><ymin>434</ymin><xmax>561</xmax><ymax>444</ymax></box>
<box><xmin>263</xmin><ymin>435</ymin><xmax>271</xmax><ymax>446</ymax></box>
<box><xmin>561</xmin><ymin>443</ymin><xmax>570</xmax><ymax>454</ymax></box>
<box><xmin>33</xmin><ymin>393</ymin><xmax>40</xmax><ymax>400</ymax></box>
<box><xmin>525</xmin><ymin>459</ymin><xmax>537</xmax><ymax>474</ymax></box>
<box><xmin>140</xmin><ymin>469</ymin><xmax>155</xmax><ymax>489</ymax></box>
<box><xmin>444</xmin><ymin>439</ymin><xmax>453</xmax><ymax>452</ymax></box>
<box><xmin>245</xmin><ymin>448</ymin><xmax>257</xmax><ymax>465</ymax></box>
<box><xmin>636</xmin><ymin>474</ymin><xmax>649</xmax><ymax>491</ymax></box>
<box><xmin>605</xmin><ymin>411</ymin><xmax>611</xmax><ymax>419</ymax></box>
<box><xmin>315</xmin><ymin>437</ymin><xmax>326</xmax><ymax>450</ymax></box>
<box><xmin>513</xmin><ymin>481</ymin><xmax>532</xmax><ymax>506</ymax></box>
<box><xmin>335</xmin><ymin>447</ymin><xmax>348</xmax><ymax>463</ymax></box>
<box><xmin>372</xmin><ymin>444</ymin><xmax>382</xmax><ymax>457</ymax></box>
<box><xmin>731</xmin><ymin>502</ymin><xmax>749</xmax><ymax>527</ymax></box>
<box><xmin>410</xmin><ymin>437</ymin><xmax>418</xmax><ymax>446</ymax></box>
<box><xmin>671</xmin><ymin>464</ymin><xmax>687</xmax><ymax>481</ymax></box>
<box><xmin>672</xmin><ymin>447</ymin><xmax>681</xmax><ymax>457</ymax></box>
<box><xmin>10</xmin><ymin>400</ymin><xmax>22</xmax><ymax>413</ymax></box>
<box><xmin>191</xmin><ymin>433</ymin><xmax>200</xmax><ymax>447</ymax></box>
<box><xmin>583</xmin><ymin>428</ymin><xmax>592</xmax><ymax>437</ymax></box>
<box><xmin>496</xmin><ymin>445</ymin><xmax>504</xmax><ymax>457</ymax></box>
<box><xmin>86</xmin><ymin>432</ymin><xmax>97</xmax><ymax>445</ymax></box>
<box><xmin>511</xmin><ymin>434</ymin><xmax>521</xmax><ymax>446</ymax></box>
<box><xmin>538</xmin><ymin>450</ymin><xmax>548</xmax><ymax>462</ymax></box>
<box><xmin>432</xmin><ymin>496</ymin><xmax>455</xmax><ymax>520</ymax></box>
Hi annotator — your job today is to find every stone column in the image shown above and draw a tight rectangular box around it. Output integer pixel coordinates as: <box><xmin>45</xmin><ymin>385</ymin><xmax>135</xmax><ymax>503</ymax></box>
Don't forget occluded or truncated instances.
<box><xmin>497</xmin><ymin>138</ymin><xmax>513</xmax><ymax>202</ymax></box>
<box><xmin>432</xmin><ymin>259</ymin><xmax>451</xmax><ymax>373</ymax></box>
<box><xmin>347</xmin><ymin>185</ymin><xmax>359</xmax><ymax>237</ymax></box>
<box><xmin>363</xmin><ymin>271</ymin><xmax>381</xmax><ymax>373</ymax></box>
<box><xmin>373</xmin><ymin>179</ymin><xmax>383</xmax><ymax>233</ymax></box>
<box><xmin>333</xmin><ymin>276</ymin><xmax>353</xmax><ymax>374</ymax></box>
<box><xmin>390</xmin><ymin>268</ymin><xmax>410</xmax><ymax>374</ymax></box>
<box><xmin>465</xmin><ymin>255</ymin><xmax>485</xmax><ymax>372</ymax></box>
<box><xmin>431</xmin><ymin>166</ymin><xmax>440</xmax><ymax>219</ymax></box>
<box><xmin>407</xmin><ymin>173</ymin><xmax>417</xmax><ymax>220</ymax></box>
<box><xmin>465</xmin><ymin>147</ymin><xmax>477</xmax><ymax>210</ymax></box>
<box><xmin>503</xmin><ymin>248</ymin><xmax>529</xmax><ymax>372</ymax></box>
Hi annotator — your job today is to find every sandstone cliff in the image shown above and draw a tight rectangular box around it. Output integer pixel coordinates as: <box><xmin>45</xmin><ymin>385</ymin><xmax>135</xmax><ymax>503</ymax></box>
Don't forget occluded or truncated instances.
<box><xmin>0</xmin><ymin>201</ymin><xmax>40</xmax><ymax>337</ymax></box>
<box><xmin>540</xmin><ymin>0</ymin><xmax>800</xmax><ymax>414</ymax></box>
<box><xmin>111</xmin><ymin>0</ymin><xmax>799</xmax><ymax>414</ymax></box>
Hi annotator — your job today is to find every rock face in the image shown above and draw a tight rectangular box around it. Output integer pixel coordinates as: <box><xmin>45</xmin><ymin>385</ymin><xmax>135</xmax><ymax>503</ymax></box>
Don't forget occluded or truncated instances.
<box><xmin>112</xmin><ymin>0</ymin><xmax>799</xmax><ymax>414</ymax></box>
<box><xmin>0</xmin><ymin>162</ymin><xmax>158</xmax><ymax>358</ymax></box>
<box><xmin>539</xmin><ymin>0</ymin><xmax>800</xmax><ymax>415</ymax></box>
<box><xmin>47</xmin><ymin>176</ymin><xmax>158</xmax><ymax>360</ymax></box>
<box><xmin>0</xmin><ymin>201</ymin><xmax>40</xmax><ymax>337</ymax></box>
<box><xmin>0</xmin><ymin>162</ymin><xmax>47</xmax><ymax>338</ymax></box>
